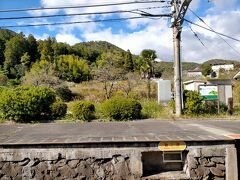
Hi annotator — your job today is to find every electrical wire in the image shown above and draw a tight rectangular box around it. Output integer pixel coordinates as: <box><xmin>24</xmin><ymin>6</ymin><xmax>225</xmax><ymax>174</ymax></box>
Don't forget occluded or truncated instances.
<box><xmin>184</xmin><ymin>19</ymin><xmax>240</xmax><ymax>43</ymax></box>
<box><xmin>188</xmin><ymin>8</ymin><xmax>240</xmax><ymax>56</ymax></box>
<box><xmin>0</xmin><ymin>16</ymin><xmax>168</xmax><ymax>28</ymax></box>
<box><xmin>0</xmin><ymin>1</ymin><xmax>170</xmax><ymax>13</ymax></box>
<box><xmin>188</xmin><ymin>24</ymin><xmax>207</xmax><ymax>48</ymax></box>
<box><xmin>0</xmin><ymin>6</ymin><xmax>171</xmax><ymax>21</ymax></box>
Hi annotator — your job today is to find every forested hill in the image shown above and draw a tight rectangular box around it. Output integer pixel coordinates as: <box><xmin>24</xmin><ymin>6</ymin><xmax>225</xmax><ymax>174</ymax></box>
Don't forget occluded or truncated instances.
<box><xmin>0</xmin><ymin>29</ymin><xmax>134</xmax><ymax>82</ymax></box>
<box><xmin>0</xmin><ymin>29</ymin><xmax>239</xmax><ymax>83</ymax></box>
<box><xmin>75</xmin><ymin>41</ymin><xmax>126</xmax><ymax>54</ymax></box>
<box><xmin>202</xmin><ymin>59</ymin><xmax>240</xmax><ymax>66</ymax></box>
<box><xmin>153</xmin><ymin>61</ymin><xmax>200</xmax><ymax>78</ymax></box>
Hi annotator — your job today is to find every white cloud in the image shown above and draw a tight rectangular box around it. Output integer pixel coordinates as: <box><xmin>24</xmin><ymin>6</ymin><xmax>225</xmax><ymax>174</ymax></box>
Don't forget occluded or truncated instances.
<box><xmin>211</xmin><ymin>0</ymin><xmax>237</xmax><ymax>11</ymax></box>
<box><xmin>84</xmin><ymin>20</ymin><xmax>173</xmax><ymax>60</ymax></box>
<box><xmin>24</xmin><ymin>0</ymin><xmax>240</xmax><ymax>63</ymax></box>
<box><xmin>189</xmin><ymin>0</ymin><xmax>201</xmax><ymax>11</ymax></box>
<box><xmin>34</xmin><ymin>33</ymin><xmax>50</xmax><ymax>40</ymax></box>
<box><xmin>181</xmin><ymin>8</ymin><xmax>240</xmax><ymax>62</ymax></box>
<box><xmin>56</xmin><ymin>33</ymin><xmax>81</xmax><ymax>45</ymax></box>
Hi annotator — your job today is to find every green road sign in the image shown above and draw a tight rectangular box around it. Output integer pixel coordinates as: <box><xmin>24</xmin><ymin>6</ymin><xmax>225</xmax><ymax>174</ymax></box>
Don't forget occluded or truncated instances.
<box><xmin>199</xmin><ymin>85</ymin><xmax>218</xmax><ymax>100</ymax></box>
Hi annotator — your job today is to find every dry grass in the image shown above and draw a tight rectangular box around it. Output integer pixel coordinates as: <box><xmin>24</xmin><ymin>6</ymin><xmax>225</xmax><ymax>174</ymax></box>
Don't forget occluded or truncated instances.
<box><xmin>69</xmin><ymin>80</ymin><xmax>157</xmax><ymax>103</ymax></box>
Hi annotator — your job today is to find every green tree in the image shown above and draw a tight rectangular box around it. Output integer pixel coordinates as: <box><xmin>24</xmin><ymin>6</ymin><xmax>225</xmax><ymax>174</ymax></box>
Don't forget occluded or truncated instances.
<box><xmin>124</xmin><ymin>49</ymin><xmax>134</xmax><ymax>71</ymax></box>
<box><xmin>0</xmin><ymin>29</ymin><xmax>16</xmax><ymax>42</ymax></box>
<box><xmin>52</xmin><ymin>42</ymin><xmax>70</xmax><ymax>57</ymax></box>
<box><xmin>0</xmin><ymin>40</ymin><xmax>5</xmax><ymax>65</ymax></box>
<box><xmin>38</xmin><ymin>37</ymin><xmax>54</xmax><ymax>62</ymax></box>
<box><xmin>138</xmin><ymin>49</ymin><xmax>157</xmax><ymax>78</ymax></box>
<box><xmin>201</xmin><ymin>64</ymin><xmax>212</xmax><ymax>77</ymax></box>
<box><xmin>4</xmin><ymin>33</ymin><xmax>28</xmax><ymax>77</ymax></box>
<box><xmin>139</xmin><ymin>49</ymin><xmax>157</xmax><ymax>98</ymax></box>
<box><xmin>27</xmin><ymin>34</ymin><xmax>39</xmax><ymax>63</ymax></box>
<box><xmin>99</xmin><ymin>52</ymin><xmax>125</xmax><ymax>69</ymax></box>
<box><xmin>20</xmin><ymin>52</ymin><xmax>31</xmax><ymax>67</ymax></box>
<box><xmin>55</xmin><ymin>55</ymin><xmax>90</xmax><ymax>83</ymax></box>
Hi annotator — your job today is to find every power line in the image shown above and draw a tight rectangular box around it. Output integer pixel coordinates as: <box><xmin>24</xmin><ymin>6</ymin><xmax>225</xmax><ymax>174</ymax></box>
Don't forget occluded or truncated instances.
<box><xmin>188</xmin><ymin>25</ymin><xmax>207</xmax><ymax>48</ymax></box>
<box><xmin>0</xmin><ymin>0</ymin><xmax>170</xmax><ymax>13</ymax></box>
<box><xmin>188</xmin><ymin>8</ymin><xmax>240</xmax><ymax>56</ymax></box>
<box><xmin>0</xmin><ymin>6</ymin><xmax>171</xmax><ymax>21</ymax></box>
<box><xmin>0</xmin><ymin>16</ymin><xmax>168</xmax><ymax>28</ymax></box>
<box><xmin>184</xmin><ymin>19</ymin><xmax>240</xmax><ymax>43</ymax></box>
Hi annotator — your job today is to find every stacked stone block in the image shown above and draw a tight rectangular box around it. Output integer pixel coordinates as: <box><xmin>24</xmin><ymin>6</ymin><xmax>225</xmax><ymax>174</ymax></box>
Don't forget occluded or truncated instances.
<box><xmin>0</xmin><ymin>154</ymin><xmax>137</xmax><ymax>179</ymax></box>
<box><xmin>186</xmin><ymin>148</ymin><xmax>226</xmax><ymax>180</ymax></box>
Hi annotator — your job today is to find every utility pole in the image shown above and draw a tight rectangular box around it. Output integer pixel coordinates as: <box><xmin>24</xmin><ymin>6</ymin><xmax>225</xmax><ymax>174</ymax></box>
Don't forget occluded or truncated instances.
<box><xmin>171</xmin><ymin>0</ymin><xmax>192</xmax><ymax>116</ymax></box>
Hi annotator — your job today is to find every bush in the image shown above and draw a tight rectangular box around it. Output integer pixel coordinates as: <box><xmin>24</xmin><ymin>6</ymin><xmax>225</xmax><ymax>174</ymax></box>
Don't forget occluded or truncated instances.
<box><xmin>141</xmin><ymin>100</ymin><xmax>164</xmax><ymax>118</ymax></box>
<box><xmin>50</xmin><ymin>99</ymin><xmax>67</xmax><ymax>118</ymax></box>
<box><xmin>0</xmin><ymin>86</ymin><xmax>56</xmax><ymax>121</ymax></box>
<box><xmin>55</xmin><ymin>85</ymin><xmax>74</xmax><ymax>102</ymax></box>
<box><xmin>71</xmin><ymin>101</ymin><xmax>95</xmax><ymax>121</ymax></box>
<box><xmin>0</xmin><ymin>74</ymin><xmax>8</xmax><ymax>86</ymax></box>
<box><xmin>7</xmin><ymin>79</ymin><xmax>20</xmax><ymax>86</ymax></box>
<box><xmin>168</xmin><ymin>99</ymin><xmax>175</xmax><ymax>113</ymax></box>
<box><xmin>204</xmin><ymin>101</ymin><xmax>228</xmax><ymax>114</ymax></box>
<box><xmin>184</xmin><ymin>90</ymin><xmax>205</xmax><ymax>115</ymax></box>
<box><xmin>100</xmin><ymin>97</ymin><xmax>142</xmax><ymax>121</ymax></box>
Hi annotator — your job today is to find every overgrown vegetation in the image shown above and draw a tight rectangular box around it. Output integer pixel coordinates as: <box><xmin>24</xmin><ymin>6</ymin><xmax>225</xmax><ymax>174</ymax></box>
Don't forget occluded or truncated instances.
<box><xmin>184</xmin><ymin>90</ymin><xmax>205</xmax><ymax>115</ymax></box>
<box><xmin>0</xmin><ymin>86</ymin><xmax>58</xmax><ymax>122</ymax></box>
<box><xmin>0</xmin><ymin>29</ymin><xmax>240</xmax><ymax>123</ymax></box>
<box><xmin>50</xmin><ymin>99</ymin><xmax>68</xmax><ymax>119</ymax></box>
<box><xmin>71</xmin><ymin>101</ymin><xmax>95</xmax><ymax>121</ymax></box>
<box><xmin>141</xmin><ymin>100</ymin><xmax>165</xmax><ymax>118</ymax></box>
<box><xmin>100</xmin><ymin>97</ymin><xmax>142</xmax><ymax>121</ymax></box>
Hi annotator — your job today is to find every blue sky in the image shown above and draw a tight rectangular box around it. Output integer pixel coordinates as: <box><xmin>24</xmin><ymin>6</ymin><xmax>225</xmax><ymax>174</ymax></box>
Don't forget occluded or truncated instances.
<box><xmin>0</xmin><ymin>0</ymin><xmax>240</xmax><ymax>63</ymax></box>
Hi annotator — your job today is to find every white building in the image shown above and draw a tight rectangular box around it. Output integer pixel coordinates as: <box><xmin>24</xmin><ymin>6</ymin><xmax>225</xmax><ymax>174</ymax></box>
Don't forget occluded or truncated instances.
<box><xmin>187</xmin><ymin>67</ymin><xmax>202</xmax><ymax>77</ymax></box>
<box><xmin>183</xmin><ymin>79</ymin><xmax>233</xmax><ymax>105</ymax></box>
<box><xmin>211</xmin><ymin>64</ymin><xmax>234</xmax><ymax>72</ymax></box>
<box><xmin>183</xmin><ymin>80</ymin><xmax>205</xmax><ymax>92</ymax></box>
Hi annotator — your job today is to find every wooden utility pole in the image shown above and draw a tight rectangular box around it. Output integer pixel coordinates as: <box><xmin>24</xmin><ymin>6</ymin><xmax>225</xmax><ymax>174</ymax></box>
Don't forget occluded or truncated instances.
<box><xmin>171</xmin><ymin>0</ymin><xmax>192</xmax><ymax>116</ymax></box>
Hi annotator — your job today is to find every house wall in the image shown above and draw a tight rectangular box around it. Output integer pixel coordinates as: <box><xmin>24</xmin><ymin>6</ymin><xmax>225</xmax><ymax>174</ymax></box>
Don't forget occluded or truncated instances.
<box><xmin>187</xmin><ymin>72</ymin><xmax>202</xmax><ymax>77</ymax></box>
<box><xmin>184</xmin><ymin>82</ymin><xmax>205</xmax><ymax>92</ymax></box>
<box><xmin>212</xmin><ymin>64</ymin><xmax>234</xmax><ymax>71</ymax></box>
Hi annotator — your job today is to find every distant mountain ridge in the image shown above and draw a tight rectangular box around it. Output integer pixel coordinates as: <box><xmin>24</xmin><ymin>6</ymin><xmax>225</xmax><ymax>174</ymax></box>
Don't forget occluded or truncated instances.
<box><xmin>202</xmin><ymin>59</ymin><xmax>240</xmax><ymax>66</ymax></box>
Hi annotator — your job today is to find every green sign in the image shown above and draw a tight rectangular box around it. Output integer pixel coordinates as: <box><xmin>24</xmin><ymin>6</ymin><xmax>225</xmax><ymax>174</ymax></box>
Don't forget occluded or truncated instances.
<box><xmin>199</xmin><ymin>85</ymin><xmax>218</xmax><ymax>100</ymax></box>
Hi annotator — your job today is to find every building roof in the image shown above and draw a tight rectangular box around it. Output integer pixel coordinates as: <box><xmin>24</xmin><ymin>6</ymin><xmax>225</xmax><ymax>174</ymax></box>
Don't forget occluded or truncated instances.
<box><xmin>187</xmin><ymin>67</ymin><xmax>202</xmax><ymax>72</ymax></box>
<box><xmin>211</xmin><ymin>63</ymin><xmax>234</xmax><ymax>66</ymax></box>
<box><xmin>183</xmin><ymin>79</ymin><xmax>232</xmax><ymax>85</ymax></box>
<box><xmin>183</xmin><ymin>80</ymin><xmax>205</xmax><ymax>85</ymax></box>
<box><xmin>233</xmin><ymin>71</ymin><xmax>240</xmax><ymax>80</ymax></box>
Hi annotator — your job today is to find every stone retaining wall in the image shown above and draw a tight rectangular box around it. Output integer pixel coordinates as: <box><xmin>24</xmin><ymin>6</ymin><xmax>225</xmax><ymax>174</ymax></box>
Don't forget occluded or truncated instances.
<box><xmin>186</xmin><ymin>148</ymin><xmax>226</xmax><ymax>180</ymax></box>
<box><xmin>0</xmin><ymin>144</ymin><xmax>234</xmax><ymax>179</ymax></box>
<box><xmin>0</xmin><ymin>154</ymin><xmax>135</xmax><ymax>179</ymax></box>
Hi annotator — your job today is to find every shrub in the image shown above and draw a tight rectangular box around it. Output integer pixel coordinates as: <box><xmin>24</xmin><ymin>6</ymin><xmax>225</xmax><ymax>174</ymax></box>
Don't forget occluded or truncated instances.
<box><xmin>168</xmin><ymin>99</ymin><xmax>175</xmax><ymax>113</ymax></box>
<box><xmin>0</xmin><ymin>74</ymin><xmax>8</xmax><ymax>86</ymax></box>
<box><xmin>100</xmin><ymin>97</ymin><xmax>142</xmax><ymax>121</ymax></box>
<box><xmin>50</xmin><ymin>99</ymin><xmax>67</xmax><ymax>118</ymax></box>
<box><xmin>141</xmin><ymin>100</ymin><xmax>164</xmax><ymax>118</ymax></box>
<box><xmin>71</xmin><ymin>101</ymin><xmax>95</xmax><ymax>121</ymax></box>
<box><xmin>184</xmin><ymin>90</ymin><xmax>205</xmax><ymax>115</ymax></box>
<box><xmin>55</xmin><ymin>85</ymin><xmax>74</xmax><ymax>102</ymax></box>
<box><xmin>0</xmin><ymin>86</ymin><xmax>56</xmax><ymax>121</ymax></box>
<box><xmin>7</xmin><ymin>79</ymin><xmax>20</xmax><ymax>86</ymax></box>
<box><xmin>204</xmin><ymin>101</ymin><xmax>228</xmax><ymax>114</ymax></box>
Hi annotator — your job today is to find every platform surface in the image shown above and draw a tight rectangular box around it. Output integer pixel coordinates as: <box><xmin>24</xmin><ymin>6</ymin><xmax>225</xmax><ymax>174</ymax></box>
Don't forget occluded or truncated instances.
<box><xmin>0</xmin><ymin>119</ymin><xmax>240</xmax><ymax>145</ymax></box>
